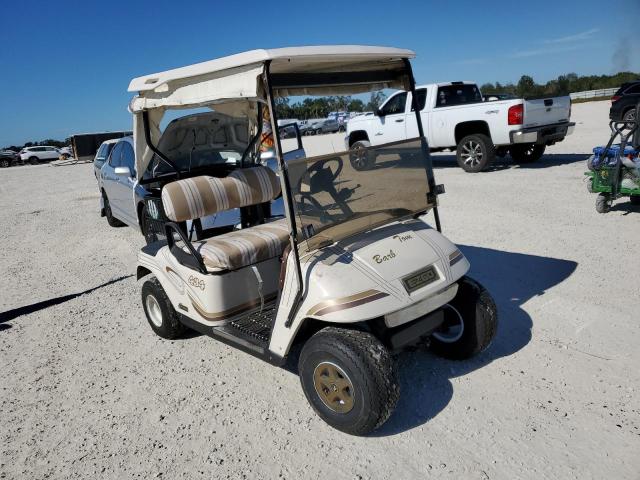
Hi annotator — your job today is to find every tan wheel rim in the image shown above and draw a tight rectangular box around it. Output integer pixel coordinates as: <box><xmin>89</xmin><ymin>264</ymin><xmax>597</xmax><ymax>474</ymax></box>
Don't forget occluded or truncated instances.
<box><xmin>313</xmin><ymin>362</ymin><xmax>354</xmax><ymax>414</ymax></box>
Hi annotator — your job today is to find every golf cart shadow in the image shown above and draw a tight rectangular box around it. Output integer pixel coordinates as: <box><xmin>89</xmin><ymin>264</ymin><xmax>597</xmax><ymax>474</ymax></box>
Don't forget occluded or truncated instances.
<box><xmin>373</xmin><ymin>245</ymin><xmax>577</xmax><ymax>437</ymax></box>
<box><xmin>431</xmin><ymin>153</ymin><xmax>589</xmax><ymax>171</ymax></box>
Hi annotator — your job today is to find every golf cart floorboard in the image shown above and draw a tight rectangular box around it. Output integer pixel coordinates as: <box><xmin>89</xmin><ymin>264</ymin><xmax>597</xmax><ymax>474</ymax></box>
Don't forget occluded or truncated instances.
<box><xmin>227</xmin><ymin>300</ymin><xmax>277</xmax><ymax>344</ymax></box>
<box><xmin>179</xmin><ymin>298</ymin><xmax>285</xmax><ymax>366</ymax></box>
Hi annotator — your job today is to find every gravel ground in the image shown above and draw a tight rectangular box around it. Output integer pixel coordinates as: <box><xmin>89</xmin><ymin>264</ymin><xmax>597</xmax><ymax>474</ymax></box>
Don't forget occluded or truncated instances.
<box><xmin>1</xmin><ymin>100</ymin><xmax>639</xmax><ymax>479</ymax></box>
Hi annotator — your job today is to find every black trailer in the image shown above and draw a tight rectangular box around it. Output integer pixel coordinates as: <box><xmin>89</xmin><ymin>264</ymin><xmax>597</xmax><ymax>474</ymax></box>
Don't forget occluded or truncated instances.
<box><xmin>70</xmin><ymin>131</ymin><xmax>132</xmax><ymax>161</ymax></box>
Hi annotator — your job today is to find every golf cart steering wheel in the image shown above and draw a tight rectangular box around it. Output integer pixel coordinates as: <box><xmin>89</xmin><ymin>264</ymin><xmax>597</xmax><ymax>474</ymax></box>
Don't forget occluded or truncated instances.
<box><xmin>299</xmin><ymin>156</ymin><xmax>343</xmax><ymax>193</ymax></box>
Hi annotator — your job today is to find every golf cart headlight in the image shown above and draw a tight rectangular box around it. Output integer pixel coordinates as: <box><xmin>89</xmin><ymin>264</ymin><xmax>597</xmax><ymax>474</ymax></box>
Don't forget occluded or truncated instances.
<box><xmin>449</xmin><ymin>249</ymin><xmax>464</xmax><ymax>266</ymax></box>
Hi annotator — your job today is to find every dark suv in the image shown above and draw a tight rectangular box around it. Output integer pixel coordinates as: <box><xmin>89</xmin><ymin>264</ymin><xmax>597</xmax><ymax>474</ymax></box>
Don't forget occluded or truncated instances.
<box><xmin>610</xmin><ymin>81</ymin><xmax>640</xmax><ymax>123</ymax></box>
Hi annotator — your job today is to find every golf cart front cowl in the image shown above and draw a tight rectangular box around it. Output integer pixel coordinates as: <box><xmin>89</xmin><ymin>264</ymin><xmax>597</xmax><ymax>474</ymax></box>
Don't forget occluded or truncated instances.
<box><xmin>268</xmin><ymin>219</ymin><xmax>470</xmax><ymax>355</ymax></box>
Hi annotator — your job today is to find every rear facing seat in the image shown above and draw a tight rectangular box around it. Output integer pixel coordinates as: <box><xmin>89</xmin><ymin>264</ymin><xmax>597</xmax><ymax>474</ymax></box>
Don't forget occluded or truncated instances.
<box><xmin>161</xmin><ymin>166</ymin><xmax>290</xmax><ymax>271</ymax></box>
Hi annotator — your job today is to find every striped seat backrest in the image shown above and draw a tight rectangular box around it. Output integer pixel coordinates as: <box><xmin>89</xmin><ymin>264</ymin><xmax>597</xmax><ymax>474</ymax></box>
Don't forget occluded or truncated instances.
<box><xmin>161</xmin><ymin>166</ymin><xmax>281</xmax><ymax>222</ymax></box>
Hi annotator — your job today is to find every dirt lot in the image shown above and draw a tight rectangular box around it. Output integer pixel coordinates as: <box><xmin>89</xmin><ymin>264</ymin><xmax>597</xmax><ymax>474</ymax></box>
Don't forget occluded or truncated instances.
<box><xmin>1</xmin><ymin>100</ymin><xmax>638</xmax><ymax>479</ymax></box>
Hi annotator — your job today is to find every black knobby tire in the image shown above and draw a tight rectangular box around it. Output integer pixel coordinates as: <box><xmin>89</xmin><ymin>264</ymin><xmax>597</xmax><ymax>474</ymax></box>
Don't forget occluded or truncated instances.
<box><xmin>0</xmin><ymin>159</ymin><xmax>9</xmax><ymax>168</ymax></box>
<box><xmin>298</xmin><ymin>327</ymin><xmax>399</xmax><ymax>435</ymax></box>
<box><xmin>103</xmin><ymin>192</ymin><xmax>125</xmax><ymax>227</ymax></box>
<box><xmin>141</xmin><ymin>276</ymin><xmax>186</xmax><ymax>339</ymax></box>
<box><xmin>630</xmin><ymin>195</ymin><xmax>640</xmax><ymax>205</ymax></box>
<box><xmin>456</xmin><ymin>134</ymin><xmax>495</xmax><ymax>172</ymax></box>
<box><xmin>430</xmin><ymin>276</ymin><xmax>498</xmax><ymax>360</ymax></box>
<box><xmin>349</xmin><ymin>140</ymin><xmax>375</xmax><ymax>171</ymax></box>
<box><xmin>596</xmin><ymin>193</ymin><xmax>611</xmax><ymax>213</ymax></box>
<box><xmin>29</xmin><ymin>156</ymin><xmax>39</xmax><ymax>165</ymax></box>
<box><xmin>510</xmin><ymin>143</ymin><xmax>546</xmax><ymax>164</ymax></box>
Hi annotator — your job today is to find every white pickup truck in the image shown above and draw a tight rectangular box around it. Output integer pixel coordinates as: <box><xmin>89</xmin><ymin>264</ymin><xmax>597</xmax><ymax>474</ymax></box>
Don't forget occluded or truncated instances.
<box><xmin>346</xmin><ymin>81</ymin><xmax>575</xmax><ymax>172</ymax></box>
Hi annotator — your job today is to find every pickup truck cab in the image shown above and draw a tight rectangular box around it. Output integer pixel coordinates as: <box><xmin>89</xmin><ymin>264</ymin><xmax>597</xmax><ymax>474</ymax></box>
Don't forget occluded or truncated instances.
<box><xmin>346</xmin><ymin>81</ymin><xmax>575</xmax><ymax>172</ymax></box>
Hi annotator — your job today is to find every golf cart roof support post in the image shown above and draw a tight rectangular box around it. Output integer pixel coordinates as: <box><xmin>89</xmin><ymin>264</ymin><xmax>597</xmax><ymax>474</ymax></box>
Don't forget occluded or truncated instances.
<box><xmin>403</xmin><ymin>58</ymin><xmax>442</xmax><ymax>233</ymax></box>
<box><xmin>264</xmin><ymin>61</ymin><xmax>305</xmax><ymax>329</ymax></box>
<box><xmin>142</xmin><ymin>110</ymin><xmax>180</xmax><ymax>177</ymax></box>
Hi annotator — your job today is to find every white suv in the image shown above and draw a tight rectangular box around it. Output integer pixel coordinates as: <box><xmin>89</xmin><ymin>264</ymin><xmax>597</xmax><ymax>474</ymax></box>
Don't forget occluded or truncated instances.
<box><xmin>19</xmin><ymin>146</ymin><xmax>61</xmax><ymax>164</ymax></box>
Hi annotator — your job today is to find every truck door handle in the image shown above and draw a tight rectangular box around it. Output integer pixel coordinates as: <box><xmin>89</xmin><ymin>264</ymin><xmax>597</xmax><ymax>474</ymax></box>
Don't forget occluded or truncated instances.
<box><xmin>395</xmin><ymin>118</ymin><xmax>404</xmax><ymax>123</ymax></box>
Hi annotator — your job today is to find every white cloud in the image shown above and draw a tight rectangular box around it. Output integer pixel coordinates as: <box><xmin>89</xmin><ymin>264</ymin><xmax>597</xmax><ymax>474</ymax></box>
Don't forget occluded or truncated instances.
<box><xmin>543</xmin><ymin>28</ymin><xmax>599</xmax><ymax>44</ymax></box>
<box><xmin>509</xmin><ymin>43</ymin><xmax>584</xmax><ymax>59</ymax></box>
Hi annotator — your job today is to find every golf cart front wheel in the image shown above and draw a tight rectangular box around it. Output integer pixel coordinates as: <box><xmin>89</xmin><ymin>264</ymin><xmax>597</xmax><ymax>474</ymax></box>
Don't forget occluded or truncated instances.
<box><xmin>298</xmin><ymin>327</ymin><xmax>399</xmax><ymax>436</ymax></box>
<box><xmin>141</xmin><ymin>276</ymin><xmax>186</xmax><ymax>339</ymax></box>
<box><xmin>595</xmin><ymin>193</ymin><xmax>611</xmax><ymax>213</ymax></box>
<box><xmin>430</xmin><ymin>276</ymin><xmax>498</xmax><ymax>360</ymax></box>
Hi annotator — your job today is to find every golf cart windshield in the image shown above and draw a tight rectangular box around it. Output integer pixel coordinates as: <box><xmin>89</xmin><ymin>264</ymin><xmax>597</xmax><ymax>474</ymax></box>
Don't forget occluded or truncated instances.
<box><xmin>288</xmin><ymin>138</ymin><xmax>431</xmax><ymax>250</ymax></box>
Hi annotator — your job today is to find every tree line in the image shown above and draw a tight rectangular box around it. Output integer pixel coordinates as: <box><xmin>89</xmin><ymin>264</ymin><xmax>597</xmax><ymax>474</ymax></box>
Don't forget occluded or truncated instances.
<box><xmin>482</xmin><ymin>71</ymin><xmax>639</xmax><ymax>98</ymax></box>
<box><xmin>5</xmin><ymin>71</ymin><xmax>638</xmax><ymax>149</ymax></box>
<box><xmin>275</xmin><ymin>71</ymin><xmax>639</xmax><ymax>120</ymax></box>
<box><xmin>275</xmin><ymin>92</ymin><xmax>387</xmax><ymax>120</ymax></box>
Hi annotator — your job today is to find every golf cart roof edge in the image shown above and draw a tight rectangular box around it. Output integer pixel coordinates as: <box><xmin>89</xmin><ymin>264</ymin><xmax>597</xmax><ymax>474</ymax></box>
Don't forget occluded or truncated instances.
<box><xmin>128</xmin><ymin>45</ymin><xmax>416</xmax><ymax>93</ymax></box>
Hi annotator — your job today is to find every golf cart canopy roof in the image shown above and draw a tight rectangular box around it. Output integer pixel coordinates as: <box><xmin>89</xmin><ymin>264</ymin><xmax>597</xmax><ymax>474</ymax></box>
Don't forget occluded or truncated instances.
<box><xmin>128</xmin><ymin>45</ymin><xmax>415</xmax><ymax>112</ymax></box>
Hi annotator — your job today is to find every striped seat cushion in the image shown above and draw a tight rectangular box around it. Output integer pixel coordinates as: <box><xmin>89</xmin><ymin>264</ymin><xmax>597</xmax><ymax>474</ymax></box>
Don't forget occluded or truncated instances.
<box><xmin>161</xmin><ymin>166</ymin><xmax>281</xmax><ymax>222</ymax></box>
<box><xmin>184</xmin><ymin>218</ymin><xmax>290</xmax><ymax>271</ymax></box>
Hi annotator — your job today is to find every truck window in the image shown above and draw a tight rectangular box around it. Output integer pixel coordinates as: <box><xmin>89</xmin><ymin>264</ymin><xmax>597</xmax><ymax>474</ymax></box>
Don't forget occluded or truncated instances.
<box><xmin>381</xmin><ymin>92</ymin><xmax>407</xmax><ymax>115</ymax></box>
<box><xmin>435</xmin><ymin>84</ymin><xmax>482</xmax><ymax>107</ymax></box>
<box><xmin>411</xmin><ymin>89</ymin><xmax>427</xmax><ymax>111</ymax></box>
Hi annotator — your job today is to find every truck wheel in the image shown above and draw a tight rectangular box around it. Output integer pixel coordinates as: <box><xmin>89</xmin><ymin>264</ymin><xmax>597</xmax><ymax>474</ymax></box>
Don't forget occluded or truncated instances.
<box><xmin>510</xmin><ymin>144</ymin><xmax>546</xmax><ymax>164</ymax></box>
<box><xmin>0</xmin><ymin>159</ymin><xmax>9</xmax><ymax>168</ymax></box>
<box><xmin>349</xmin><ymin>140</ymin><xmax>375</xmax><ymax>171</ymax></box>
<box><xmin>103</xmin><ymin>192</ymin><xmax>125</xmax><ymax>227</ymax></box>
<box><xmin>596</xmin><ymin>193</ymin><xmax>611</xmax><ymax>213</ymax></box>
<box><xmin>29</xmin><ymin>156</ymin><xmax>39</xmax><ymax>165</ymax></box>
<box><xmin>430</xmin><ymin>276</ymin><xmax>498</xmax><ymax>360</ymax></box>
<box><xmin>141</xmin><ymin>276</ymin><xmax>186</xmax><ymax>339</ymax></box>
<box><xmin>456</xmin><ymin>134</ymin><xmax>495</xmax><ymax>172</ymax></box>
<box><xmin>298</xmin><ymin>327</ymin><xmax>399</xmax><ymax>435</ymax></box>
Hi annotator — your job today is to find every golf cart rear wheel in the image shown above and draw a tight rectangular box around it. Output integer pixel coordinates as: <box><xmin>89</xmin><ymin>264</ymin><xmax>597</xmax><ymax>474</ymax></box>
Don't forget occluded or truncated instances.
<box><xmin>596</xmin><ymin>193</ymin><xmax>611</xmax><ymax>213</ymax></box>
<box><xmin>299</xmin><ymin>327</ymin><xmax>399</xmax><ymax>436</ymax></box>
<box><xmin>630</xmin><ymin>195</ymin><xmax>640</xmax><ymax>205</ymax></box>
<box><xmin>349</xmin><ymin>140</ymin><xmax>375</xmax><ymax>171</ymax></box>
<box><xmin>141</xmin><ymin>276</ymin><xmax>186</xmax><ymax>339</ymax></box>
<box><xmin>430</xmin><ymin>276</ymin><xmax>498</xmax><ymax>360</ymax></box>
<box><xmin>510</xmin><ymin>144</ymin><xmax>546</xmax><ymax>164</ymax></box>
<box><xmin>456</xmin><ymin>134</ymin><xmax>495</xmax><ymax>172</ymax></box>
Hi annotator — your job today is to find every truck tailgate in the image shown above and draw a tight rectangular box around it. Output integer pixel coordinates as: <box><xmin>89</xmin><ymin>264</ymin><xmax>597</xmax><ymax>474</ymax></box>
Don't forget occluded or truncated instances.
<box><xmin>523</xmin><ymin>96</ymin><xmax>571</xmax><ymax>127</ymax></box>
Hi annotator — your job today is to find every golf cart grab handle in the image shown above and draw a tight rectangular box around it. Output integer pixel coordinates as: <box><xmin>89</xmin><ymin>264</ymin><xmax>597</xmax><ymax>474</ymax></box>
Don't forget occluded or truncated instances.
<box><xmin>164</xmin><ymin>221</ymin><xmax>208</xmax><ymax>274</ymax></box>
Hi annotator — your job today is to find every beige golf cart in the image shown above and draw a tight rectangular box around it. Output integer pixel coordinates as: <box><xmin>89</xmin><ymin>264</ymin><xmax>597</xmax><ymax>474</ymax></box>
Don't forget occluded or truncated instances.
<box><xmin>129</xmin><ymin>46</ymin><xmax>498</xmax><ymax>435</ymax></box>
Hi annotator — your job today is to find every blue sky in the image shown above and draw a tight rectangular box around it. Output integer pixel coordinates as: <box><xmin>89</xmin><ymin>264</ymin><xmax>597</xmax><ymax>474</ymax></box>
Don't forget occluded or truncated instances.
<box><xmin>0</xmin><ymin>0</ymin><xmax>638</xmax><ymax>146</ymax></box>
